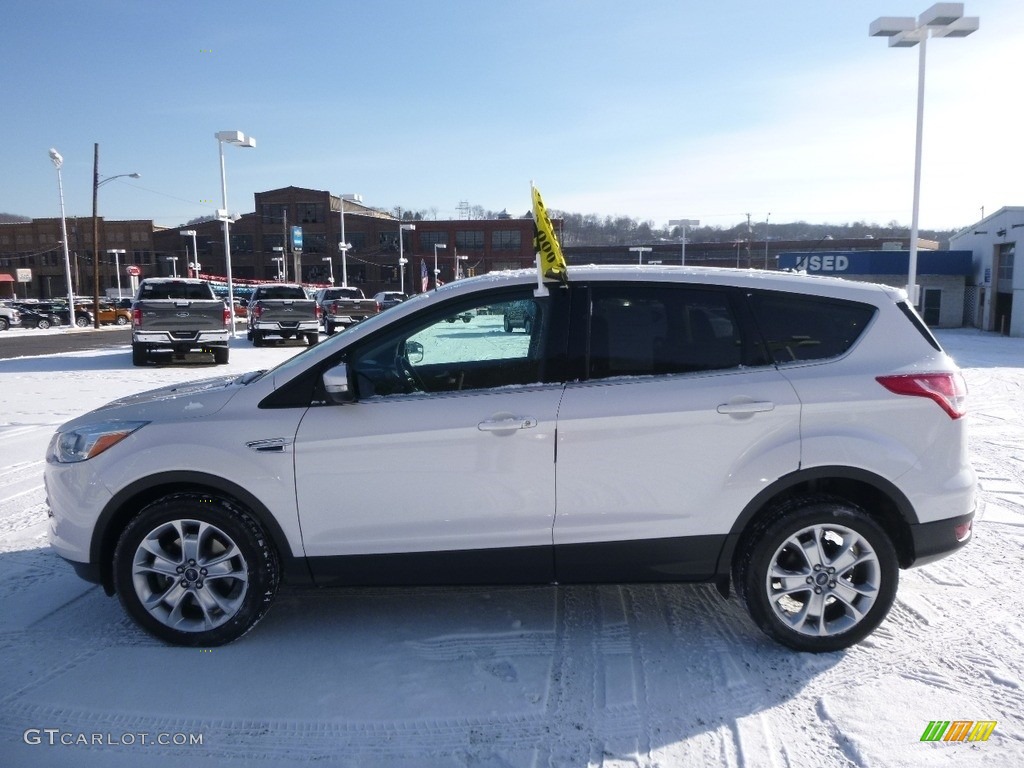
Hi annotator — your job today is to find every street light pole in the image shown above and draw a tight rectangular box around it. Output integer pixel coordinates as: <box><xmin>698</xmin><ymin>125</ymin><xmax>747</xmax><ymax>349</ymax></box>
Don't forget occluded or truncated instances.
<box><xmin>629</xmin><ymin>246</ymin><xmax>652</xmax><ymax>265</ymax></box>
<box><xmin>166</xmin><ymin>256</ymin><xmax>178</xmax><ymax>277</ymax></box>
<box><xmin>668</xmin><ymin>218</ymin><xmax>700</xmax><ymax>266</ymax></box>
<box><xmin>433</xmin><ymin>243</ymin><xmax>446</xmax><ymax>288</ymax></box>
<box><xmin>215</xmin><ymin>130</ymin><xmax>256</xmax><ymax>337</ymax></box>
<box><xmin>322</xmin><ymin>256</ymin><xmax>335</xmax><ymax>284</ymax></box>
<box><xmin>764</xmin><ymin>212</ymin><xmax>771</xmax><ymax>268</ymax></box>
<box><xmin>337</xmin><ymin>193</ymin><xmax>361</xmax><ymax>288</ymax></box>
<box><xmin>107</xmin><ymin>249</ymin><xmax>126</xmax><ymax>297</ymax></box>
<box><xmin>48</xmin><ymin>148</ymin><xmax>76</xmax><ymax>328</ymax></box>
<box><xmin>179</xmin><ymin>230</ymin><xmax>198</xmax><ymax>277</ymax></box>
<box><xmin>399</xmin><ymin>223</ymin><xmax>415</xmax><ymax>292</ymax></box>
<box><xmin>870</xmin><ymin>3</ymin><xmax>978</xmax><ymax>305</ymax></box>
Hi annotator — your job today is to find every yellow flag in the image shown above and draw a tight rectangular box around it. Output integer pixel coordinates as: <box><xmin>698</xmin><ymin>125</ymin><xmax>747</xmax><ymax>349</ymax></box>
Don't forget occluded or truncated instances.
<box><xmin>531</xmin><ymin>184</ymin><xmax>568</xmax><ymax>282</ymax></box>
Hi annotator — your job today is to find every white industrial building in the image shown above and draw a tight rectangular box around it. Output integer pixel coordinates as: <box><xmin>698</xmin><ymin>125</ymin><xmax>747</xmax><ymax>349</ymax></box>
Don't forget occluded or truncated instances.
<box><xmin>950</xmin><ymin>206</ymin><xmax>1024</xmax><ymax>336</ymax></box>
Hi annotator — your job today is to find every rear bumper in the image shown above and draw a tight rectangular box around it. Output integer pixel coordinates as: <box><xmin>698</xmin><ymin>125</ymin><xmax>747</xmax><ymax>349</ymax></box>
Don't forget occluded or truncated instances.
<box><xmin>907</xmin><ymin>510</ymin><xmax>975</xmax><ymax>567</ymax></box>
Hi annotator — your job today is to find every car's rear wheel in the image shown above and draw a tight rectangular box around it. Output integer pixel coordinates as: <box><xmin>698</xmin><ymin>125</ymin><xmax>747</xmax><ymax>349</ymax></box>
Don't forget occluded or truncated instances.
<box><xmin>115</xmin><ymin>315</ymin><xmax>129</xmax><ymax>325</ymax></box>
<box><xmin>305</xmin><ymin>332</ymin><xmax>318</xmax><ymax>346</ymax></box>
<box><xmin>38</xmin><ymin>318</ymin><xmax>52</xmax><ymax>329</ymax></box>
<box><xmin>736</xmin><ymin>497</ymin><xmax>898</xmax><ymax>652</ymax></box>
<box><xmin>131</xmin><ymin>343</ymin><xmax>148</xmax><ymax>366</ymax></box>
<box><xmin>503</xmin><ymin>316</ymin><xmax>512</xmax><ymax>333</ymax></box>
<box><xmin>213</xmin><ymin>346</ymin><xmax>229</xmax><ymax>365</ymax></box>
<box><xmin>113</xmin><ymin>494</ymin><xmax>279</xmax><ymax>646</ymax></box>
<box><xmin>0</xmin><ymin>318</ymin><xmax>8</xmax><ymax>331</ymax></box>
<box><xmin>75</xmin><ymin>315</ymin><xmax>90</xmax><ymax>327</ymax></box>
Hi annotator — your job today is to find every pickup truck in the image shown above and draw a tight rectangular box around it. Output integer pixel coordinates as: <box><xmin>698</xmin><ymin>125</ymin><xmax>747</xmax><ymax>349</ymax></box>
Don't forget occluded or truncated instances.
<box><xmin>246</xmin><ymin>283</ymin><xmax>320</xmax><ymax>347</ymax></box>
<box><xmin>131</xmin><ymin>278</ymin><xmax>231</xmax><ymax>366</ymax></box>
<box><xmin>315</xmin><ymin>286</ymin><xmax>380</xmax><ymax>335</ymax></box>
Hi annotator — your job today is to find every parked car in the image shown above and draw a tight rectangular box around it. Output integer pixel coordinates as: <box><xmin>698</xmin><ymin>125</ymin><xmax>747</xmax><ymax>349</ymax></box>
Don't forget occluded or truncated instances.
<box><xmin>45</xmin><ymin>266</ymin><xmax>975</xmax><ymax>651</ymax></box>
<box><xmin>0</xmin><ymin>303</ymin><xmax>21</xmax><ymax>330</ymax></box>
<box><xmin>246</xmin><ymin>283</ymin><xmax>319</xmax><ymax>346</ymax></box>
<box><xmin>372</xmin><ymin>291</ymin><xmax>407</xmax><ymax>310</ymax></box>
<box><xmin>315</xmin><ymin>286</ymin><xmax>380</xmax><ymax>335</ymax></box>
<box><xmin>502</xmin><ymin>299</ymin><xmax>536</xmax><ymax>332</ymax></box>
<box><xmin>77</xmin><ymin>302</ymin><xmax>131</xmax><ymax>326</ymax></box>
<box><xmin>13</xmin><ymin>305</ymin><xmax>61</xmax><ymax>329</ymax></box>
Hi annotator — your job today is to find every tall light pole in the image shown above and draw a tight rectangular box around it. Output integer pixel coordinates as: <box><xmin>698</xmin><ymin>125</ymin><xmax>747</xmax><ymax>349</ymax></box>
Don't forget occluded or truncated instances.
<box><xmin>399</xmin><ymin>223</ymin><xmax>415</xmax><ymax>292</ymax></box>
<box><xmin>764</xmin><ymin>212</ymin><xmax>771</xmax><ymax>268</ymax></box>
<box><xmin>179</xmin><ymin>230</ymin><xmax>198</xmax><ymax>277</ymax></box>
<box><xmin>337</xmin><ymin>243</ymin><xmax>351</xmax><ymax>286</ymax></box>
<box><xmin>668</xmin><ymin>218</ymin><xmax>700</xmax><ymax>266</ymax></box>
<box><xmin>48</xmin><ymin>148</ymin><xmax>76</xmax><ymax>328</ymax></box>
<box><xmin>215</xmin><ymin>130</ymin><xmax>256</xmax><ymax>337</ymax></box>
<box><xmin>107</xmin><ymin>249</ymin><xmax>126</xmax><ymax>298</ymax></box>
<box><xmin>272</xmin><ymin>252</ymin><xmax>286</xmax><ymax>281</ymax></box>
<box><xmin>166</xmin><ymin>256</ymin><xmax>178</xmax><ymax>277</ymax></box>
<box><xmin>322</xmin><ymin>256</ymin><xmax>335</xmax><ymax>284</ymax></box>
<box><xmin>870</xmin><ymin>3</ymin><xmax>978</xmax><ymax>305</ymax></box>
<box><xmin>433</xmin><ymin>243</ymin><xmax>446</xmax><ymax>288</ymax></box>
<box><xmin>629</xmin><ymin>246</ymin><xmax>652</xmax><ymax>265</ymax></box>
<box><xmin>338</xmin><ymin>193</ymin><xmax>361</xmax><ymax>287</ymax></box>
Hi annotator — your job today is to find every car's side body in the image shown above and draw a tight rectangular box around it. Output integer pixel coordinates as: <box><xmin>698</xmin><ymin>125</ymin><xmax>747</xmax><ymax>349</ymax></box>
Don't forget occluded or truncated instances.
<box><xmin>46</xmin><ymin>266</ymin><xmax>976</xmax><ymax>650</ymax></box>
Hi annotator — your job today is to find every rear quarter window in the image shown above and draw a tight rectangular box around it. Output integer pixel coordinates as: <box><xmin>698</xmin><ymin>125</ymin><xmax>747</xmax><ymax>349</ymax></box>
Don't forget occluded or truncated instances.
<box><xmin>748</xmin><ymin>290</ymin><xmax>876</xmax><ymax>363</ymax></box>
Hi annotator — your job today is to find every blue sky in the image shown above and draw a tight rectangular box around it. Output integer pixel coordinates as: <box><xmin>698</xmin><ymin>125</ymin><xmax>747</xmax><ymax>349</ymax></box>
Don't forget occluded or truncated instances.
<box><xmin>2</xmin><ymin>0</ymin><xmax>1019</xmax><ymax>231</ymax></box>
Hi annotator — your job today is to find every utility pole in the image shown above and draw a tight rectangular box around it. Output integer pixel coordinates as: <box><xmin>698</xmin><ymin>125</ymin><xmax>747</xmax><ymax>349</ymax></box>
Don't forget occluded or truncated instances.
<box><xmin>92</xmin><ymin>143</ymin><xmax>101</xmax><ymax>328</ymax></box>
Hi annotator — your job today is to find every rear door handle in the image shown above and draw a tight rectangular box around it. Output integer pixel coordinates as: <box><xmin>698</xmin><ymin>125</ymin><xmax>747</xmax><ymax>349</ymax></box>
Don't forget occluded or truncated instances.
<box><xmin>716</xmin><ymin>401</ymin><xmax>775</xmax><ymax>415</ymax></box>
<box><xmin>478</xmin><ymin>417</ymin><xmax>538</xmax><ymax>432</ymax></box>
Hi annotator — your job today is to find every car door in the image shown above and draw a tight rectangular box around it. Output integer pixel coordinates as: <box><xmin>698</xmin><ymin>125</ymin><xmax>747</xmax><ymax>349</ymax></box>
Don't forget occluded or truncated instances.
<box><xmin>553</xmin><ymin>282</ymin><xmax>802</xmax><ymax>581</ymax></box>
<box><xmin>294</xmin><ymin>286</ymin><xmax>569</xmax><ymax>583</ymax></box>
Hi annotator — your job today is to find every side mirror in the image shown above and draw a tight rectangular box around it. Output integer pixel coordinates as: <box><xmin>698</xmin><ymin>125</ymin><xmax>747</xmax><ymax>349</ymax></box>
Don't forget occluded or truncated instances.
<box><xmin>323</xmin><ymin>362</ymin><xmax>354</xmax><ymax>404</ymax></box>
<box><xmin>404</xmin><ymin>340</ymin><xmax>425</xmax><ymax>365</ymax></box>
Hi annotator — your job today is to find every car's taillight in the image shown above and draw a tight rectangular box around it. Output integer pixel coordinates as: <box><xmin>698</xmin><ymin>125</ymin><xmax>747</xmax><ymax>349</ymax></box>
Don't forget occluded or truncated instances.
<box><xmin>315</xmin><ymin>304</ymin><xmax>322</xmax><ymax>320</ymax></box>
<box><xmin>223</xmin><ymin>306</ymin><xmax>232</xmax><ymax>326</ymax></box>
<box><xmin>375</xmin><ymin>301</ymin><xmax>382</xmax><ymax>312</ymax></box>
<box><xmin>132</xmin><ymin>308</ymin><xmax>142</xmax><ymax>327</ymax></box>
<box><xmin>251</xmin><ymin>305</ymin><xmax>262</xmax><ymax>320</ymax></box>
<box><xmin>876</xmin><ymin>372</ymin><xmax>967</xmax><ymax>420</ymax></box>
<box><xmin>329</xmin><ymin>301</ymin><xmax>338</xmax><ymax>314</ymax></box>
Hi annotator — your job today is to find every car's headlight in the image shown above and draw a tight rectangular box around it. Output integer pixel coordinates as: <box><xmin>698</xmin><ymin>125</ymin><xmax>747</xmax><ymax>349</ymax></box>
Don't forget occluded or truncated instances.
<box><xmin>48</xmin><ymin>421</ymin><xmax>149</xmax><ymax>464</ymax></box>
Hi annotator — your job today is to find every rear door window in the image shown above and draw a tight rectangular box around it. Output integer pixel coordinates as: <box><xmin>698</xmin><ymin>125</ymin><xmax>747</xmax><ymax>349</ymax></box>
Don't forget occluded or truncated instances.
<box><xmin>587</xmin><ymin>284</ymin><xmax>747</xmax><ymax>379</ymax></box>
<box><xmin>747</xmin><ymin>290</ymin><xmax>876</xmax><ymax>363</ymax></box>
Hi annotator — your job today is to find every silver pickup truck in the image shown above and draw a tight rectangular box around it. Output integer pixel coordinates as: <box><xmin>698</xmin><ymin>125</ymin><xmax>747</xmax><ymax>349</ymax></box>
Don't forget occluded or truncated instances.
<box><xmin>246</xmin><ymin>283</ymin><xmax>320</xmax><ymax>346</ymax></box>
<box><xmin>131</xmin><ymin>278</ymin><xmax>230</xmax><ymax>366</ymax></box>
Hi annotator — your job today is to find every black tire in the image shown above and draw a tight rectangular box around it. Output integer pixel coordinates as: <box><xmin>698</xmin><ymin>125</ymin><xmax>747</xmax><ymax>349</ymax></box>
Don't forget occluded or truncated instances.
<box><xmin>213</xmin><ymin>346</ymin><xmax>229</xmax><ymax>365</ymax></box>
<box><xmin>523</xmin><ymin>317</ymin><xmax>533</xmax><ymax>335</ymax></box>
<box><xmin>503</xmin><ymin>316</ymin><xmax>512</xmax><ymax>333</ymax></box>
<box><xmin>252</xmin><ymin>331</ymin><xmax>265</xmax><ymax>347</ymax></box>
<box><xmin>305</xmin><ymin>332</ymin><xmax>318</xmax><ymax>346</ymax></box>
<box><xmin>113</xmin><ymin>493</ymin><xmax>279</xmax><ymax>647</ymax></box>
<box><xmin>324</xmin><ymin>320</ymin><xmax>334</xmax><ymax>335</ymax></box>
<box><xmin>131</xmin><ymin>343</ymin><xmax>148</xmax><ymax>367</ymax></box>
<box><xmin>462</xmin><ymin>315</ymin><xmax>471</xmax><ymax>323</ymax></box>
<box><xmin>735</xmin><ymin>497</ymin><xmax>898</xmax><ymax>652</ymax></box>
<box><xmin>0</xmin><ymin>318</ymin><xmax>10</xmax><ymax>331</ymax></box>
<box><xmin>75</xmin><ymin>315</ymin><xmax>90</xmax><ymax>328</ymax></box>
<box><xmin>38</xmin><ymin>318</ymin><xmax>52</xmax><ymax>329</ymax></box>
<box><xmin>115</xmin><ymin>315</ymin><xmax>129</xmax><ymax>326</ymax></box>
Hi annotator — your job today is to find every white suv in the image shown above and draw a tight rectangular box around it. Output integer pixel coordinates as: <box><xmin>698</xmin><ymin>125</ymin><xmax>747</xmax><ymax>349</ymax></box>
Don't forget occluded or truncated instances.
<box><xmin>45</xmin><ymin>266</ymin><xmax>975</xmax><ymax>651</ymax></box>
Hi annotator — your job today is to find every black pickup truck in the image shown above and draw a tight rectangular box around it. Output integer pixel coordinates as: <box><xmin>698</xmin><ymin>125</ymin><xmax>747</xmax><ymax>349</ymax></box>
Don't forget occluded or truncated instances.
<box><xmin>131</xmin><ymin>278</ymin><xmax>230</xmax><ymax>366</ymax></box>
<box><xmin>246</xmin><ymin>283</ymin><xmax>320</xmax><ymax>346</ymax></box>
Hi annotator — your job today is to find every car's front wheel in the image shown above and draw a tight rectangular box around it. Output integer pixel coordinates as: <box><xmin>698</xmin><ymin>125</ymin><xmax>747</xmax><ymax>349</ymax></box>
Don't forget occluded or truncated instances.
<box><xmin>736</xmin><ymin>497</ymin><xmax>898</xmax><ymax>652</ymax></box>
<box><xmin>38</xmin><ymin>318</ymin><xmax>52</xmax><ymax>329</ymax></box>
<box><xmin>113</xmin><ymin>494</ymin><xmax>279</xmax><ymax>646</ymax></box>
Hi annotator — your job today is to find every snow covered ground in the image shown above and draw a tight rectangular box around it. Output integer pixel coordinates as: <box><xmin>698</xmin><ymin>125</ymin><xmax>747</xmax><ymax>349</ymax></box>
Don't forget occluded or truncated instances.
<box><xmin>0</xmin><ymin>328</ymin><xmax>1021</xmax><ymax>767</ymax></box>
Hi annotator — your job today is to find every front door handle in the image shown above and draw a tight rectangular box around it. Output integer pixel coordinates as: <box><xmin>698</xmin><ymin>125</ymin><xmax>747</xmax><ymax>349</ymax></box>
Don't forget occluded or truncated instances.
<box><xmin>716</xmin><ymin>401</ymin><xmax>775</xmax><ymax>415</ymax></box>
<box><xmin>478</xmin><ymin>417</ymin><xmax>538</xmax><ymax>432</ymax></box>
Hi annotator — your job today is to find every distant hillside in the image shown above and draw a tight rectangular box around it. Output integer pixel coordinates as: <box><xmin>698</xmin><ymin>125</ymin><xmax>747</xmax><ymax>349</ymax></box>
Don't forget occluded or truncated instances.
<box><xmin>0</xmin><ymin>213</ymin><xmax>31</xmax><ymax>224</ymax></box>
